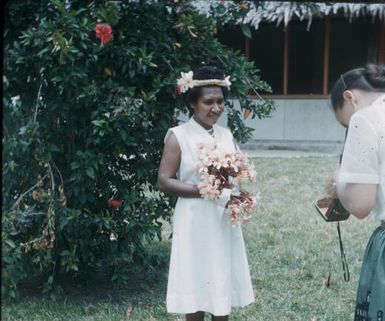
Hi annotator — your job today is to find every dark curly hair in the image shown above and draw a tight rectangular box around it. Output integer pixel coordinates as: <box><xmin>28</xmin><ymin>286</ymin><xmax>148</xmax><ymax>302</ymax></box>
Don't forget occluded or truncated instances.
<box><xmin>330</xmin><ymin>64</ymin><xmax>385</xmax><ymax>111</ymax></box>
<box><xmin>183</xmin><ymin>66</ymin><xmax>229</xmax><ymax>107</ymax></box>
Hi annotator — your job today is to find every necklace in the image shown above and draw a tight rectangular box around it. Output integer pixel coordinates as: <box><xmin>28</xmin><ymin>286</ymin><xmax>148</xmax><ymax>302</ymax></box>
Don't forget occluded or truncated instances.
<box><xmin>191</xmin><ymin>117</ymin><xmax>215</xmax><ymax>137</ymax></box>
<box><xmin>206</xmin><ymin>127</ymin><xmax>214</xmax><ymax>137</ymax></box>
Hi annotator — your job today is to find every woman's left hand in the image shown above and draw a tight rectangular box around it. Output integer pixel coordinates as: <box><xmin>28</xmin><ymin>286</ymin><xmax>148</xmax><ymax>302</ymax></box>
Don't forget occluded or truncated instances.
<box><xmin>325</xmin><ymin>164</ymin><xmax>340</xmax><ymax>198</ymax></box>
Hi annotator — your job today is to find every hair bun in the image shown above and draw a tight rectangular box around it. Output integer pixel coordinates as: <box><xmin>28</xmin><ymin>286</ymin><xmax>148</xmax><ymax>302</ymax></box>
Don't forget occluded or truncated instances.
<box><xmin>364</xmin><ymin>64</ymin><xmax>385</xmax><ymax>90</ymax></box>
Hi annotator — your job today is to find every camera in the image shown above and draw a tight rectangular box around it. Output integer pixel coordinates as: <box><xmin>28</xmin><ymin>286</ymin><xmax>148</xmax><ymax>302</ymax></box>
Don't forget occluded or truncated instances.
<box><xmin>315</xmin><ymin>197</ymin><xmax>350</xmax><ymax>222</ymax></box>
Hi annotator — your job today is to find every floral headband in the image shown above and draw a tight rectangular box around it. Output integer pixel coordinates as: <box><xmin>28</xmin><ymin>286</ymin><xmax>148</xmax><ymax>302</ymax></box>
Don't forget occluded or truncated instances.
<box><xmin>176</xmin><ymin>71</ymin><xmax>231</xmax><ymax>95</ymax></box>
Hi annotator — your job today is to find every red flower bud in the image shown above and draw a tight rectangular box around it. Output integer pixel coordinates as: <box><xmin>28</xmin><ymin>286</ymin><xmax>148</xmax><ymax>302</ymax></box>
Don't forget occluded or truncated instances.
<box><xmin>95</xmin><ymin>23</ymin><xmax>113</xmax><ymax>47</ymax></box>
<box><xmin>108</xmin><ymin>198</ymin><xmax>123</xmax><ymax>208</ymax></box>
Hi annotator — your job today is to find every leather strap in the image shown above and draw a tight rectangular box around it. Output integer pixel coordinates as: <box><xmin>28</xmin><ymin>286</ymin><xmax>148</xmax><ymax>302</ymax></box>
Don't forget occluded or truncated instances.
<box><xmin>337</xmin><ymin>222</ymin><xmax>350</xmax><ymax>282</ymax></box>
<box><xmin>334</xmin><ymin>129</ymin><xmax>350</xmax><ymax>282</ymax></box>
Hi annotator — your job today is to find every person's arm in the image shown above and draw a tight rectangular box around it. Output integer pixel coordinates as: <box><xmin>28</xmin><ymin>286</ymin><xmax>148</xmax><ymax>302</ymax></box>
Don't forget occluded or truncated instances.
<box><xmin>336</xmin><ymin>113</ymin><xmax>379</xmax><ymax>219</ymax></box>
<box><xmin>157</xmin><ymin>132</ymin><xmax>200</xmax><ymax>198</ymax></box>
<box><xmin>336</xmin><ymin>181</ymin><xmax>377</xmax><ymax>219</ymax></box>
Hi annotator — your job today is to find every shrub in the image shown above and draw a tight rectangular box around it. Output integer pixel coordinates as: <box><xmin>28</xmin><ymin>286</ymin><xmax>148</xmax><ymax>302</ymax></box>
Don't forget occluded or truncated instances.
<box><xmin>2</xmin><ymin>0</ymin><xmax>274</xmax><ymax>298</ymax></box>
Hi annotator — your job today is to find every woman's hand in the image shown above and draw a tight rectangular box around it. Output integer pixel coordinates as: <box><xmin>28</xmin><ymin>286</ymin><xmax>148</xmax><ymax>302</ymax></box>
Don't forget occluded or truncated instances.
<box><xmin>324</xmin><ymin>164</ymin><xmax>340</xmax><ymax>198</ymax></box>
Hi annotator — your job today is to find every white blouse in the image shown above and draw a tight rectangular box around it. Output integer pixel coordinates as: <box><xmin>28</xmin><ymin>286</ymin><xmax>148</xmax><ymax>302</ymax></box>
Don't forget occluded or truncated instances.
<box><xmin>338</xmin><ymin>94</ymin><xmax>385</xmax><ymax>221</ymax></box>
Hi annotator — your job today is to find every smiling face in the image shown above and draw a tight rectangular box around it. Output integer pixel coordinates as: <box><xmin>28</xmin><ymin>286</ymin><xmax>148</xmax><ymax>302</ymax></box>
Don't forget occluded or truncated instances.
<box><xmin>191</xmin><ymin>87</ymin><xmax>225</xmax><ymax>129</ymax></box>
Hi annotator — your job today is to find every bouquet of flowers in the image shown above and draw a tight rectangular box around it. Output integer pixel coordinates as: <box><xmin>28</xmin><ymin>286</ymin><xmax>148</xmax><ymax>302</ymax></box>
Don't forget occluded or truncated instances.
<box><xmin>197</xmin><ymin>142</ymin><xmax>258</xmax><ymax>224</ymax></box>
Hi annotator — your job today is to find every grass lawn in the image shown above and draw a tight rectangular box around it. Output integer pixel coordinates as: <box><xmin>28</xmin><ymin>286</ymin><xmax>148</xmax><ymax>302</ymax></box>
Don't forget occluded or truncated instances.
<box><xmin>2</xmin><ymin>156</ymin><xmax>378</xmax><ymax>321</ymax></box>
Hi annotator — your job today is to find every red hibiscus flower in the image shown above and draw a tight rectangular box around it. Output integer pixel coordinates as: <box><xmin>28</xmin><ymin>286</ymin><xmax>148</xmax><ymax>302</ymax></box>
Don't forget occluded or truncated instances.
<box><xmin>108</xmin><ymin>198</ymin><xmax>123</xmax><ymax>208</ymax></box>
<box><xmin>95</xmin><ymin>23</ymin><xmax>113</xmax><ymax>47</ymax></box>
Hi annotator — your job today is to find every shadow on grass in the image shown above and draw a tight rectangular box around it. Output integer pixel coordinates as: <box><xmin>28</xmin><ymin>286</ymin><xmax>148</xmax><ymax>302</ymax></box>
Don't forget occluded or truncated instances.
<box><xmin>15</xmin><ymin>240</ymin><xmax>171</xmax><ymax>305</ymax></box>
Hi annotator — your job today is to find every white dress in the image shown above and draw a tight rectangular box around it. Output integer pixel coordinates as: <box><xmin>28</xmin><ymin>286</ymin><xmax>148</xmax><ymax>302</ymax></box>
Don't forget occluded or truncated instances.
<box><xmin>165</xmin><ymin>117</ymin><xmax>255</xmax><ymax>316</ymax></box>
<box><xmin>338</xmin><ymin>94</ymin><xmax>385</xmax><ymax>220</ymax></box>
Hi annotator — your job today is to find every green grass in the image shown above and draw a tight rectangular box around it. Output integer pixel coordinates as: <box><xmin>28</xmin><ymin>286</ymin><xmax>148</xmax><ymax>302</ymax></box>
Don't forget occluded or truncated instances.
<box><xmin>2</xmin><ymin>156</ymin><xmax>378</xmax><ymax>321</ymax></box>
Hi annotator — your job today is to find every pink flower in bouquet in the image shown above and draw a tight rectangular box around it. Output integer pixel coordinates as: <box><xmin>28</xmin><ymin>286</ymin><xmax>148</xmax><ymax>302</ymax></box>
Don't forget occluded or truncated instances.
<box><xmin>238</xmin><ymin>162</ymin><xmax>257</xmax><ymax>183</ymax></box>
<box><xmin>226</xmin><ymin>191</ymin><xmax>257</xmax><ymax>224</ymax></box>
<box><xmin>231</xmin><ymin>151</ymin><xmax>248</xmax><ymax>173</ymax></box>
<box><xmin>196</xmin><ymin>142</ymin><xmax>258</xmax><ymax>223</ymax></box>
<box><xmin>213</xmin><ymin>153</ymin><xmax>231</xmax><ymax>170</ymax></box>
<box><xmin>198</xmin><ymin>175</ymin><xmax>221</xmax><ymax>200</ymax></box>
<box><xmin>95</xmin><ymin>23</ymin><xmax>113</xmax><ymax>47</ymax></box>
<box><xmin>231</xmin><ymin>151</ymin><xmax>257</xmax><ymax>183</ymax></box>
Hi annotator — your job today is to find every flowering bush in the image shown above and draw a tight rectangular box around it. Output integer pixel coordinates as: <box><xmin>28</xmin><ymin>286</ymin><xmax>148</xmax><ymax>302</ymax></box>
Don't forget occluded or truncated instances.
<box><xmin>197</xmin><ymin>142</ymin><xmax>258</xmax><ymax>224</ymax></box>
<box><xmin>3</xmin><ymin>0</ymin><xmax>273</xmax><ymax>298</ymax></box>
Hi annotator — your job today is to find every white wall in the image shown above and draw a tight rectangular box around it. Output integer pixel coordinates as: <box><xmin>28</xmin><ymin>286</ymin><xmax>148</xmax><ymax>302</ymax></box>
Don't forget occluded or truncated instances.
<box><xmin>243</xmin><ymin>99</ymin><xmax>346</xmax><ymax>141</ymax></box>
<box><xmin>178</xmin><ymin>98</ymin><xmax>346</xmax><ymax>152</ymax></box>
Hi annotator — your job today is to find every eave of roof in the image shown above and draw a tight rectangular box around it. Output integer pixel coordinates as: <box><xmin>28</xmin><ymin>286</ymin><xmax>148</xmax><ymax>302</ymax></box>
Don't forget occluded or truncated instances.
<box><xmin>191</xmin><ymin>1</ymin><xmax>385</xmax><ymax>30</ymax></box>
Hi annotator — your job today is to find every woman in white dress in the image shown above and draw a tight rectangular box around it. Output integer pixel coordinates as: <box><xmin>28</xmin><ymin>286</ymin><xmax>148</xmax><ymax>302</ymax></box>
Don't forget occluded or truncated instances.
<box><xmin>329</xmin><ymin>64</ymin><xmax>385</xmax><ymax>320</ymax></box>
<box><xmin>158</xmin><ymin>66</ymin><xmax>254</xmax><ymax>321</ymax></box>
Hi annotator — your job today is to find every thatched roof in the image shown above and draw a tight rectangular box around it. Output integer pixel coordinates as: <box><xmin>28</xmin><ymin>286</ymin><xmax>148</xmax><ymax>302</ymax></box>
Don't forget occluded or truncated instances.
<box><xmin>191</xmin><ymin>1</ymin><xmax>385</xmax><ymax>30</ymax></box>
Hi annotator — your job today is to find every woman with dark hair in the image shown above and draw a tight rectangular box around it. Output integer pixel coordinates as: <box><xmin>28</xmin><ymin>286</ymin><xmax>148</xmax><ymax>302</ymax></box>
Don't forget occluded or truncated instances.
<box><xmin>329</xmin><ymin>64</ymin><xmax>385</xmax><ymax>320</ymax></box>
<box><xmin>158</xmin><ymin>66</ymin><xmax>254</xmax><ymax>321</ymax></box>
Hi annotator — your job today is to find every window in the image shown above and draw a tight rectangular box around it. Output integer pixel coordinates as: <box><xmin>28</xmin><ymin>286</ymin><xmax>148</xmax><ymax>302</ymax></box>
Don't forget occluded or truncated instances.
<box><xmin>328</xmin><ymin>17</ymin><xmax>379</xmax><ymax>91</ymax></box>
<box><xmin>251</xmin><ymin>23</ymin><xmax>284</xmax><ymax>94</ymax></box>
<box><xmin>287</xmin><ymin>20</ymin><xmax>324</xmax><ymax>95</ymax></box>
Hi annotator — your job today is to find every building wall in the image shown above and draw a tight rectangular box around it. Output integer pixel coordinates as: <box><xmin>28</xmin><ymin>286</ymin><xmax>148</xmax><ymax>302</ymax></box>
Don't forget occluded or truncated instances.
<box><xmin>239</xmin><ymin>98</ymin><xmax>346</xmax><ymax>152</ymax></box>
<box><xmin>178</xmin><ymin>98</ymin><xmax>346</xmax><ymax>153</ymax></box>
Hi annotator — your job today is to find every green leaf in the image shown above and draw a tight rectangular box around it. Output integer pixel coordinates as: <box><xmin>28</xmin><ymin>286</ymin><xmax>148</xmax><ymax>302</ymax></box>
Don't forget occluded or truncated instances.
<box><xmin>59</xmin><ymin>217</ymin><xmax>69</xmax><ymax>230</ymax></box>
<box><xmin>119</xmin><ymin>130</ymin><xmax>127</xmax><ymax>141</ymax></box>
<box><xmin>60</xmin><ymin>250</ymin><xmax>71</xmax><ymax>256</ymax></box>
<box><xmin>241</xmin><ymin>25</ymin><xmax>252</xmax><ymax>39</ymax></box>
<box><xmin>48</xmin><ymin>145</ymin><xmax>60</xmax><ymax>152</ymax></box>
<box><xmin>86</xmin><ymin>167</ymin><xmax>96</xmax><ymax>179</ymax></box>
<box><xmin>92</xmin><ymin>120</ymin><xmax>106</xmax><ymax>127</ymax></box>
<box><xmin>70</xmin><ymin>161</ymin><xmax>80</xmax><ymax>170</ymax></box>
<box><xmin>4</xmin><ymin>239</ymin><xmax>16</xmax><ymax>249</ymax></box>
<box><xmin>18</xmin><ymin>126</ymin><xmax>27</xmax><ymax>135</ymax></box>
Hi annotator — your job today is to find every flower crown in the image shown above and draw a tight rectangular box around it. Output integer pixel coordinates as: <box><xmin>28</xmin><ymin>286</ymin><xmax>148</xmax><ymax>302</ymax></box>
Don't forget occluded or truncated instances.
<box><xmin>176</xmin><ymin>71</ymin><xmax>231</xmax><ymax>95</ymax></box>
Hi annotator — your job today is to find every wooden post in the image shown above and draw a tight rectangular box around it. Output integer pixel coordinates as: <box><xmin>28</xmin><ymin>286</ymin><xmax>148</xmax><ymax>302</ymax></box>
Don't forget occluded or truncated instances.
<box><xmin>283</xmin><ymin>26</ymin><xmax>289</xmax><ymax>95</ymax></box>
<box><xmin>378</xmin><ymin>20</ymin><xmax>385</xmax><ymax>64</ymax></box>
<box><xmin>323</xmin><ymin>17</ymin><xmax>331</xmax><ymax>95</ymax></box>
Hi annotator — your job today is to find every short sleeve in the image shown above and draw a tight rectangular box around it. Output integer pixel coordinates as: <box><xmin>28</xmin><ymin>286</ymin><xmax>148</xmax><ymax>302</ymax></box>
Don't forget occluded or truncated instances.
<box><xmin>164</xmin><ymin>127</ymin><xmax>179</xmax><ymax>144</ymax></box>
<box><xmin>164</xmin><ymin>127</ymin><xmax>184</xmax><ymax>155</ymax></box>
<box><xmin>164</xmin><ymin>128</ymin><xmax>174</xmax><ymax>144</ymax></box>
<box><xmin>338</xmin><ymin>114</ymin><xmax>379</xmax><ymax>184</ymax></box>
